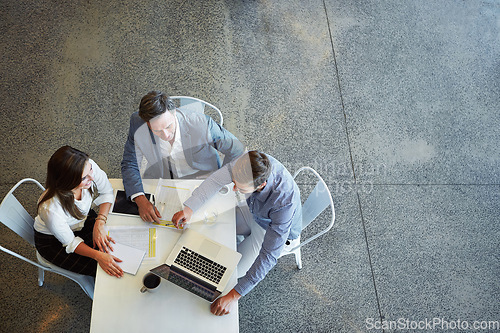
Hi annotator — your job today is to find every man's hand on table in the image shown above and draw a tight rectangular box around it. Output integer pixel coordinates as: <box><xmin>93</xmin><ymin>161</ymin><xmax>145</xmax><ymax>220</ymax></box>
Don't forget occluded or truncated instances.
<box><xmin>210</xmin><ymin>289</ymin><xmax>241</xmax><ymax>316</ymax></box>
<box><xmin>135</xmin><ymin>195</ymin><xmax>161</xmax><ymax>223</ymax></box>
<box><xmin>172</xmin><ymin>207</ymin><xmax>193</xmax><ymax>228</ymax></box>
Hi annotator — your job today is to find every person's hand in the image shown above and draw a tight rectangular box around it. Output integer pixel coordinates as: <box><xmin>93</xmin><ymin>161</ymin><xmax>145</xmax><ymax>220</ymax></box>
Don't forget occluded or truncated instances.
<box><xmin>135</xmin><ymin>195</ymin><xmax>161</xmax><ymax>223</ymax></box>
<box><xmin>93</xmin><ymin>219</ymin><xmax>115</xmax><ymax>253</ymax></box>
<box><xmin>210</xmin><ymin>289</ymin><xmax>241</xmax><ymax>316</ymax></box>
<box><xmin>172</xmin><ymin>206</ymin><xmax>193</xmax><ymax>229</ymax></box>
<box><xmin>96</xmin><ymin>251</ymin><xmax>123</xmax><ymax>278</ymax></box>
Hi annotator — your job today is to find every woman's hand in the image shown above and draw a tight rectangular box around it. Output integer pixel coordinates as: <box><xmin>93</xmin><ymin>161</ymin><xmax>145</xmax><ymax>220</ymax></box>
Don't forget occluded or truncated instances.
<box><xmin>96</xmin><ymin>251</ymin><xmax>123</xmax><ymax>278</ymax></box>
<box><xmin>93</xmin><ymin>219</ymin><xmax>115</xmax><ymax>253</ymax></box>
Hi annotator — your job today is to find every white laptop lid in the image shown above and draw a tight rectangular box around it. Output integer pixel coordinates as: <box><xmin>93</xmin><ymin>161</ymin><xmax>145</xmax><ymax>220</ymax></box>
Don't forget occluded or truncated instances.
<box><xmin>165</xmin><ymin>228</ymin><xmax>241</xmax><ymax>291</ymax></box>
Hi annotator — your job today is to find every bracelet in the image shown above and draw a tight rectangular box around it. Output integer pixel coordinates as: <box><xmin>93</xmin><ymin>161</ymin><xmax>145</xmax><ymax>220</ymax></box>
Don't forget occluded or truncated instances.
<box><xmin>97</xmin><ymin>214</ymin><xmax>108</xmax><ymax>221</ymax></box>
<box><xmin>96</xmin><ymin>217</ymin><xmax>106</xmax><ymax>224</ymax></box>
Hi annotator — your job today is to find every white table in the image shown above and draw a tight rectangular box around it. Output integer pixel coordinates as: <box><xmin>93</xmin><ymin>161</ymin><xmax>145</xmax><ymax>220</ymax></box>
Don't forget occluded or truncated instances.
<box><xmin>90</xmin><ymin>179</ymin><xmax>239</xmax><ymax>333</ymax></box>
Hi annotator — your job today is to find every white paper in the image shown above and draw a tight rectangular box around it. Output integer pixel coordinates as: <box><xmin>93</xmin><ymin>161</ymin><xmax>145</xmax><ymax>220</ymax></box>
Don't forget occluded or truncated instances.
<box><xmin>108</xmin><ymin>226</ymin><xmax>157</xmax><ymax>259</ymax></box>
<box><xmin>155</xmin><ymin>180</ymin><xmax>191</xmax><ymax>223</ymax></box>
<box><xmin>110</xmin><ymin>242</ymin><xmax>146</xmax><ymax>275</ymax></box>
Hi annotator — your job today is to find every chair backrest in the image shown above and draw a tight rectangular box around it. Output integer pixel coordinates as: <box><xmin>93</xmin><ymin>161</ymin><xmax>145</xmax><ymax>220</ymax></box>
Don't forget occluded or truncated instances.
<box><xmin>0</xmin><ymin>178</ymin><xmax>45</xmax><ymax>246</ymax></box>
<box><xmin>170</xmin><ymin>96</ymin><xmax>224</xmax><ymax>126</ymax></box>
<box><xmin>294</xmin><ymin>167</ymin><xmax>335</xmax><ymax>248</ymax></box>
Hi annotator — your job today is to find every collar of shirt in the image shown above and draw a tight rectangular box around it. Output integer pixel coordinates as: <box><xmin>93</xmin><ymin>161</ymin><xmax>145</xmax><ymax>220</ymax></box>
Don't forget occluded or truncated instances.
<box><xmin>250</xmin><ymin>165</ymin><xmax>274</xmax><ymax>203</ymax></box>
<box><xmin>158</xmin><ymin>114</ymin><xmax>197</xmax><ymax>178</ymax></box>
<box><xmin>158</xmin><ymin>113</ymin><xmax>181</xmax><ymax>154</ymax></box>
<box><xmin>172</xmin><ymin>113</ymin><xmax>181</xmax><ymax>149</ymax></box>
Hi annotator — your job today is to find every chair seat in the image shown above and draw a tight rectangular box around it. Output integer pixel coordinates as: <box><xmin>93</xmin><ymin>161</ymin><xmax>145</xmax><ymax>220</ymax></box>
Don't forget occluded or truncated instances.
<box><xmin>277</xmin><ymin>167</ymin><xmax>335</xmax><ymax>270</ymax></box>
<box><xmin>36</xmin><ymin>252</ymin><xmax>95</xmax><ymax>299</ymax></box>
<box><xmin>282</xmin><ymin>236</ymin><xmax>301</xmax><ymax>253</ymax></box>
<box><xmin>279</xmin><ymin>236</ymin><xmax>302</xmax><ymax>269</ymax></box>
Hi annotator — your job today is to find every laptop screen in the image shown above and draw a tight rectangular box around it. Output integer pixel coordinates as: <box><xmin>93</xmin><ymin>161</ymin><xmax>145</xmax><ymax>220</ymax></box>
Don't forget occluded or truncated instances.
<box><xmin>150</xmin><ymin>264</ymin><xmax>221</xmax><ymax>302</ymax></box>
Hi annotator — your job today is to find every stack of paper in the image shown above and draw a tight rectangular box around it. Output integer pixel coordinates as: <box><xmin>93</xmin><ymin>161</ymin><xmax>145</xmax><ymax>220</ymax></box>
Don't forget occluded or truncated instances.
<box><xmin>108</xmin><ymin>227</ymin><xmax>157</xmax><ymax>259</ymax></box>
<box><xmin>154</xmin><ymin>180</ymin><xmax>191</xmax><ymax>225</ymax></box>
<box><xmin>110</xmin><ymin>243</ymin><xmax>146</xmax><ymax>275</ymax></box>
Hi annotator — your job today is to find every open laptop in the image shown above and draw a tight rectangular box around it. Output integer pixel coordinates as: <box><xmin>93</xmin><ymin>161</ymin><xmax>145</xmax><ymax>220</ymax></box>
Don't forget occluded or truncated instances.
<box><xmin>150</xmin><ymin>228</ymin><xmax>241</xmax><ymax>302</ymax></box>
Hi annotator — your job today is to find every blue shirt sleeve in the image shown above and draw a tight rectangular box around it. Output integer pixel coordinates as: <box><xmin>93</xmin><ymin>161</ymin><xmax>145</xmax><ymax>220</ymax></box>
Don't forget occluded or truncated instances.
<box><xmin>183</xmin><ymin>162</ymin><xmax>234</xmax><ymax>212</ymax></box>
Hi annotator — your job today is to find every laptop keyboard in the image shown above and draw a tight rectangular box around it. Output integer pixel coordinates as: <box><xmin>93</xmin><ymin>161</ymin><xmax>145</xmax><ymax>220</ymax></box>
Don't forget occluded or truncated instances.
<box><xmin>175</xmin><ymin>247</ymin><xmax>227</xmax><ymax>284</ymax></box>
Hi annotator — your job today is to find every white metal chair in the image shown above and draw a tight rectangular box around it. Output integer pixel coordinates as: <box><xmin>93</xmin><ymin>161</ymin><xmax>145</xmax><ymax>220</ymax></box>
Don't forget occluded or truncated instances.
<box><xmin>278</xmin><ymin>167</ymin><xmax>336</xmax><ymax>269</ymax></box>
<box><xmin>170</xmin><ymin>96</ymin><xmax>224</xmax><ymax>126</ymax></box>
<box><xmin>0</xmin><ymin>178</ymin><xmax>94</xmax><ymax>299</ymax></box>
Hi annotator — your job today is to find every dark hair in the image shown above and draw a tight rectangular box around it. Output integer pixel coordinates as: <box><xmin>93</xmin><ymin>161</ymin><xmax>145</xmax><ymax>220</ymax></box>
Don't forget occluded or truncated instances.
<box><xmin>138</xmin><ymin>91</ymin><xmax>175</xmax><ymax>122</ymax></box>
<box><xmin>38</xmin><ymin>146</ymin><xmax>91</xmax><ymax>220</ymax></box>
<box><xmin>233</xmin><ymin>151</ymin><xmax>272</xmax><ymax>188</ymax></box>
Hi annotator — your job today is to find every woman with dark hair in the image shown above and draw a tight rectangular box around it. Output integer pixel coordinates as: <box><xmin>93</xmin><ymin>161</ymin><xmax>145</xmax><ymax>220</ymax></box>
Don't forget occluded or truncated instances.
<box><xmin>34</xmin><ymin>146</ymin><xmax>123</xmax><ymax>278</ymax></box>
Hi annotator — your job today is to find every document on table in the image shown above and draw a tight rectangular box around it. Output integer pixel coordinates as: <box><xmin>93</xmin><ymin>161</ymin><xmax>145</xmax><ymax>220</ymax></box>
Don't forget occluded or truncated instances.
<box><xmin>110</xmin><ymin>243</ymin><xmax>146</xmax><ymax>275</ymax></box>
<box><xmin>107</xmin><ymin>226</ymin><xmax>157</xmax><ymax>259</ymax></box>
<box><xmin>154</xmin><ymin>179</ymin><xmax>191</xmax><ymax>225</ymax></box>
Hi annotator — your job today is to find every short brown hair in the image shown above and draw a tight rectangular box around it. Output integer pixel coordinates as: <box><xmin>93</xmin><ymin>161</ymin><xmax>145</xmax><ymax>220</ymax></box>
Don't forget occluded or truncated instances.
<box><xmin>138</xmin><ymin>91</ymin><xmax>175</xmax><ymax>122</ymax></box>
<box><xmin>232</xmin><ymin>151</ymin><xmax>272</xmax><ymax>188</ymax></box>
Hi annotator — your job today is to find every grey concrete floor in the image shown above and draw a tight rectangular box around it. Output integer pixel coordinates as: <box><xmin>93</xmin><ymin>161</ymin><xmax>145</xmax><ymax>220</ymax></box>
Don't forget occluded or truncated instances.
<box><xmin>1</xmin><ymin>0</ymin><xmax>499</xmax><ymax>332</ymax></box>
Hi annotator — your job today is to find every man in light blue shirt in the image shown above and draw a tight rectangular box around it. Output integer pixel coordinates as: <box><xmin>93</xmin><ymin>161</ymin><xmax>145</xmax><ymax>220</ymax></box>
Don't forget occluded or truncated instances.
<box><xmin>172</xmin><ymin>151</ymin><xmax>302</xmax><ymax>316</ymax></box>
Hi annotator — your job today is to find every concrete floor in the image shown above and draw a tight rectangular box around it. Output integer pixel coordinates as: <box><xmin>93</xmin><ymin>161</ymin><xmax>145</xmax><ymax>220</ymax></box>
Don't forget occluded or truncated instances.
<box><xmin>1</xmin><ymin>0</ymin><xmax>499</xmax><ymax>332</ymax></box>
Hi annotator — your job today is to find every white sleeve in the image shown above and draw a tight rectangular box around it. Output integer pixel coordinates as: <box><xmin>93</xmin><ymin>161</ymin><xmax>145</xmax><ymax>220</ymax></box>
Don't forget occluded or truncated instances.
<box><xmin>65</xmin><ymin>237</ymin><xmax>85</xmax><ymax>254</ymax></box>
<box><xmin>38</xmin><ymin>201</ymin><xmax>84</xmax><ymax>254</ymax></box>
<box><xmin>90</xmin><ymin>159</ymin><xmax>114</xmax><ymax>206</ymax></box>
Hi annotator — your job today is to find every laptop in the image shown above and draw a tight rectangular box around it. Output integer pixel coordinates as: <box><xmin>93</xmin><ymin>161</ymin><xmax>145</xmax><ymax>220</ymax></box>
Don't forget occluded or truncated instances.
<box><xmin>150</xmin><ymin>228</ymin><xmax>241</xmax><ymax>302</ymax></box>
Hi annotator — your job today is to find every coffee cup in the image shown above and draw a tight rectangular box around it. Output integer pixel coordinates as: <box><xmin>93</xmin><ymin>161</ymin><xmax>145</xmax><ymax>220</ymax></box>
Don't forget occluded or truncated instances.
<box><xmin>140</xmin><ymin>273</ymin><xmax>161</xmax><ymax>293</ymax></box>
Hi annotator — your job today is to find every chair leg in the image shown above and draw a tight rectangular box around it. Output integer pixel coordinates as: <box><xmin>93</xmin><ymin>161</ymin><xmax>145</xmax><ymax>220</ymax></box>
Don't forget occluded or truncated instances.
<box><xmin>38</xmin><ymin>267</ymin><xmax>45</xmax><ymax>286</ymax></box>
<box><xmin>295</xmin><ymin>249</ymin><xmax>302</xmax><ymax>270</ymax></box>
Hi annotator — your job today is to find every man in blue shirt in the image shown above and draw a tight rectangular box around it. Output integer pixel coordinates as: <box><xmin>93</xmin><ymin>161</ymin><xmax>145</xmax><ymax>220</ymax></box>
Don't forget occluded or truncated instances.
<box><xmin>172</xmin><ymin>151</ymin><xmax>302</xmax><ymax>316</ymax></box>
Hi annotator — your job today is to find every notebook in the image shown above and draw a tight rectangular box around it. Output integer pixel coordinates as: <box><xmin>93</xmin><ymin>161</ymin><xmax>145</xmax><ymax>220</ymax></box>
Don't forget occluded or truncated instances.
<box><xmin>150</xmin><ymin>228</ymin><xmax>241</xmax><ymax>302</ymax></box>
<box><xmin>109</xmin><ymin>242</ymin><xmax>146</xmax><ymax>275</ymax></box>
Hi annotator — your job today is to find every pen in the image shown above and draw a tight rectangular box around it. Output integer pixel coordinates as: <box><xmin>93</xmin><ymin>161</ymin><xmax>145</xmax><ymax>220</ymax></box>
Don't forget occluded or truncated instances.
<box><xmin>155</xmin><ymin>221</ymin><xmax>176</xmax><ymax>226</ymax></box>
<box><xmin>178</xmin><ymin>217</ymin><xmax>187</xmax><ymax>226</ymax></box>
<box><xmin>153</xmin><ymin>220</ymin><xmax>186</xmax><ymax>229</ymax></box>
